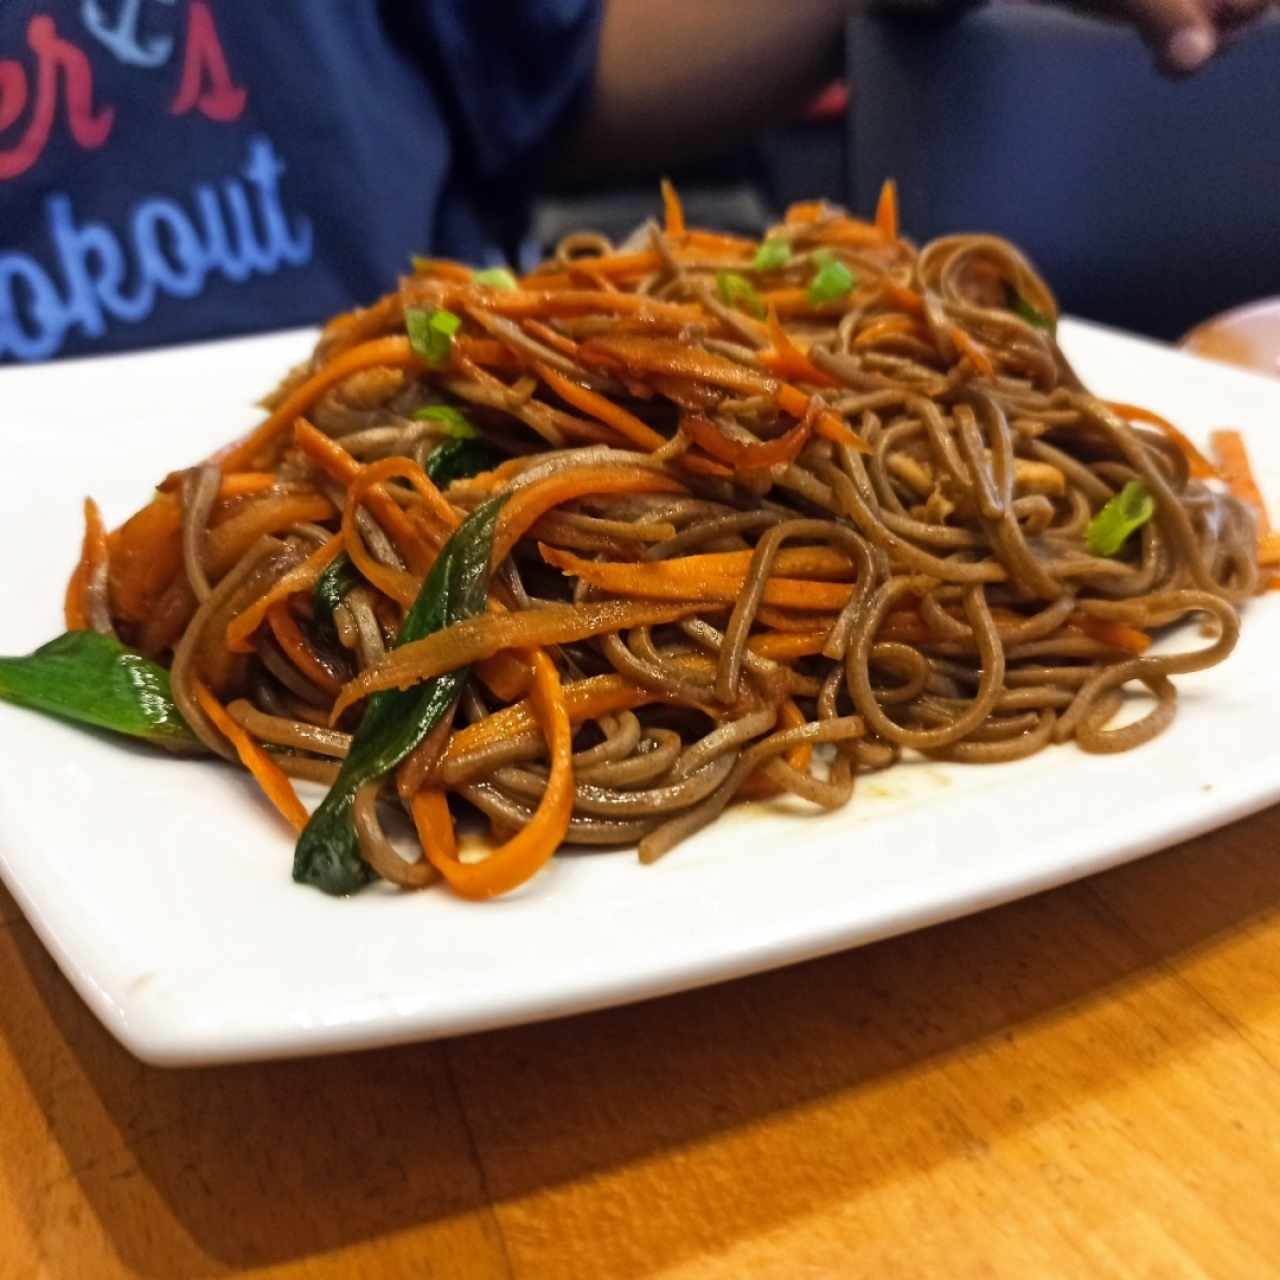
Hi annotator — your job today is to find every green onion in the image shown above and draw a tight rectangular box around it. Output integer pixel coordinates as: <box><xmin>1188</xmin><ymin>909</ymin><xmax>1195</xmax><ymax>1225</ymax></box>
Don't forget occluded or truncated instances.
<box><xmin>807</xmin><ymin>250</ymin><xmax>855</xmax><ymax>305</ymax></box>
<box><xmin>752</xmin><ymin>237</ymin><xmax>792</xmax><ymax>273</ymax></box>
<box><xmin>312</xmin><ymin>552</ymin><xmax>363</xmax><ymax>634</ymax></box>
<box><xmin>715</xmin><ymin>271</ymin><xmax>765</xmax><ymax>318</ymax></box>
<box><xmin>1086</xmin><ymin>481</ymin><xmax>1155</xmax><ymax>557</ymax></box>
<box><xmin>0</xmin><ymin>631</ymin><xmax>201</xmax><ymax>753</ymax></box>
<box><xmin>1005</xmin><ymin>284</ymin><xmax>1053</xmax><ymax>333</ymax></box>
<box><xmin>473</xmin><ymin>266</ymin><xmax>518</xmax><ymax>291</ymax></box>
<box><xmin>424</xmin><ymin>437</ymin><xmax>503</xmax><ymax>488</ymax></box>
<box><xmin>405</xmin><ymin>307</ymin><xmax>461</xmax><ymax>367</ymax></box>
<box><xmin>292</xmin><ymin>496</ymin><xmax>507</xmax><ymax>895</ymax></box>
<box><xmin>413</xmin><ymin>404</ymin><xmax>477</xmax><ymax>438</ymax></box>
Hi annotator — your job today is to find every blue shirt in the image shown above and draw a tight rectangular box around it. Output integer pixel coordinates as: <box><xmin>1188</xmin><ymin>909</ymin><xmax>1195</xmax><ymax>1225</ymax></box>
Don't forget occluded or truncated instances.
<box><xmin>0</xmin><ymin>1</ymin><xmax>601</xmax><ymax>361</ymax></box>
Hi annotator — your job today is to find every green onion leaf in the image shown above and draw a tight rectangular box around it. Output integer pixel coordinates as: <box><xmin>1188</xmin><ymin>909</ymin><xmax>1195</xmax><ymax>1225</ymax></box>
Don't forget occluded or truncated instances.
<box><xmin>807</xmin><ymin>251</ymin><xmax>855</xmax><ymax>305</ymax></box>
<box><xmin>715</xmin><ymin>271</ymin><xmax>765</xmax><ymax>319</ymax></box>
<box><xmin>1005</xmin><ymin>284</ymin><xmax>1053</xmax><ymax>333</ymax></box>
<box><xmin>312</xmin><ymin>552</ymin><xmax>363</xmax><ymax>634</ymax></box>
<box><xmin>424</xmin><ymin>437</ymin><xmax>503</xmax><ymax>488</ymax></box>
<box><xmin>405</xmin><ymin>306</ymin><xmax>462</xmax><ymax>367</ymax></box>
<box><xmin>752</xmin><ymin>237</ymin><xmax>792</xmax><ymax>273</ymax></box>
<box><xmin>473</xmin><ymin>266</ymin><xmax>518</xmax><ymax>291</ymax></box>
<box><xmin>413</xmin><ymin>404</ymin><xmax>478</xmax><ymax>438</ymax></box>
<box><xmin>0</xmin><ymin>631</ymin><xmax>201</xmax><ymax>753</ymax></box>
<box><xmin>1086</xmin><ymin>480</ymin><xmax>1156</xmax><ymax>557</ymax></box>
<box><xmin>293</xmin><ymin>496</ymin><xmax>507</xmax><ymax>895</ymax></box>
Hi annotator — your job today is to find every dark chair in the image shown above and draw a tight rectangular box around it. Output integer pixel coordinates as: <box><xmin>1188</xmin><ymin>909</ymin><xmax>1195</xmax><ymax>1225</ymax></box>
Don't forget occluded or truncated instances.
<box><xmin>846</xmin><ymin>7</ymin><xmax>1280</xmax><ymax>338</ymax></box>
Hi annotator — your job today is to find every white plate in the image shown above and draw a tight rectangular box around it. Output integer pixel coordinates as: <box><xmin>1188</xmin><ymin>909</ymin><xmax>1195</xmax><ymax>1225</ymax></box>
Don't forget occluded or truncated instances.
<box><xmin>2</xmin><ymin>321</ymin><xmax>1279</xmax><ymax>1066</ymax></box>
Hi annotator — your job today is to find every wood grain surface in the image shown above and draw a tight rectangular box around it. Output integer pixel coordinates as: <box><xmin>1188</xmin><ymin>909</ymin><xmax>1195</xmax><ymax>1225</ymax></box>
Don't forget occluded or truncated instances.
<box><xmin>3</xmin><ymin>800</ymin><xmax>1280</xmax><ymax>1278</ymax></box>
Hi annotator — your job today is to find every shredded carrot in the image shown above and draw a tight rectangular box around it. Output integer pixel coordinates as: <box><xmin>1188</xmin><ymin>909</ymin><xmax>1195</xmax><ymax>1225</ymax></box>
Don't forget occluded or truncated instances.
<box><xmin>1210</xmin><ymin>429</ymin><xmax>1270</xmax><ymax>537</ymax></box>
<box><xmin>192</xmin><ymin>677</ymin><xmax>309</xmax><ymax>831</ymax></box>
<box><xmin>785</xmin><ymin>200</ymin><xmax>828</xmax><ymax>226</ymax></box>
<box><xmin>215</xmin><ymin>473</ymin><xmax>279</xmax><ymax>500</ymax></box>
<box><xmin>439</xmin><ymin>673</ymin><xmax>655</xmax><ymax>772</ymax></box>
<box><xmin>879</xmin><ymin>280</ymin><xmax>926</xmax><ymax>316</ymax></box>
<box><xmin>756</xmin><ymin>286</ymin><xmax>850</xmax><ymax>318</ymax></box>
<box><xmin>746</xmin><ymin>631</ymin><xmax>828</xmax><ymax>660</ymax></box>
<box><xmin>451</xmin><ymin>337</ymin><xmax>524</xmax><ymax>368</ymax></box>
<box><xmin>675</xmin><ymin>452</ymin><xmax>735</xmax><ymax>480</ymax></box>
<box><xmin>107</xmin><ymin>493</ymin><xmax>184</xmax><ymax>623</ymax></box>
<box><xmin>1103</xmin><ymin>401</ymin><xmax>1218</xmax><ymax>479</ymax></box>
<box><xmin>412</xmin><ymin>257</ymin><xmax>474</xmax><ymax>283</ymax></box>
<box><xmin>341</xmin><ymin>460</ymin><xmax>432</xmax><ymax>608</ymax></box>
<box><xmin>226</xmin><ymin>532</ymin><xmax>344</xmax><ymax>653</ymax></box>
<box><xmin>331</xmin><ymin>598</ymin><xmax>700</xmax><ymax>719</ymax></box>
<box><xmin>410</xmin><ymin>787</ymin><xmax>457</xmax><ymax>868</ymax></box>
<box><xmin>219</xmin><ymin>335</ymin><xmax>428</xmax><ymax>473</ymax></box>
<box><xmin>266</xmin><ymin>603</ymin><xmax>343</xmax><ymax>696</ymax></box>
<box><xmin>448</xmin><ymin>288</ymin><xmax>704</xmax><ymax>326</ymax></box>
<box><xmin>523</xmin><ymin>319</ymin><xmax>581</xmax><ymax>359</ymax></box>
<box><xmin>492</xmin><ymin>465</ymin><xmax>687</xmax><ymax>565</ymax></box>
<box><xmin>475</xmin><ymin>651</ymin><xmax>535</xmax><ymax>701</ymax></box>
<box><xmin>1071</xmin><ymin>614</ymin><xmax>1152</xmax><ymax>655</ymax></box>
<box><xmin>426</xmin><ymin>650</ymin><xmax>573</xmax><ymax>899</ymax></box>
<box><xmin>682</xmin><ymin>413</ymin><xmax>814</xmax><ymax>472</ymax></box>
<box><xmin>950</xmin><ymin>326</ymin><xmax>996</xmax><ymax>379</ymax></box>
<box><xmin>660</xmin><ymin>177</ymin><xmax>685</xmax><ymax>238</ymax></box>
<box><xmin>540</xmin><ymin>543</ymin><xmax>854</xmax><ymax>610</ymax></box>
<box><xmin>773</xmin><ymin>384</ymin><xmax>870</xmax><ymax>453</ymax></box>
<box><xmin>758</xmin><ymin>305</ymin><xmax>838</xmax><ymax>386</ymax></box>
<box><xmin>1258</xmin><ymin>531</ymin><xmax>1280</xmax><ymax>566</ymax></box>
<box><xmin>205</xmin><ymin>494</ymin><xmax>336</xmax><ymax>579</ymax></box>
<box><xmin>875</xmin><ymin>178</ymin><xmax>900</xmax><ymax>241</ymax></box>
<box><xmin>534</xmin><ymin>361</ymin><xmax>666</xmax><ymax>451</ymax></box>
<box><xmin>853</xmin><ymin>315</ymin><xmax>921</xmax><ymax>348</ymax></box>
<box><xmin>294</xmin><ymin>418</ymin><xmax>440</xmax><ymax>568</ymax></box>
<box><xmin>65</xmin><ymin>497</ymin><xmax>109</xmax><ymax>632</ymax></box>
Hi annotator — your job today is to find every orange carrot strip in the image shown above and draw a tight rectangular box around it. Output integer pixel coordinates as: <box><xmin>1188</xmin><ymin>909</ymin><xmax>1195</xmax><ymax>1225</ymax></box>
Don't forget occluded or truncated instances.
<box><xmin>682</xmin><ymin>413</ymin><xmax>813</xmax><ymax>471</ymax></box>
<box><xmin>192</xmin><ymin>678</ymin><xmax>309</xmax><ymax>831</ymax></box>
<box><xmin>427</xmin><ymin>651</ymin><xmax>573</xmax><ymax>899</ymax></box>
<box><xmin>65</xmin><ymin>497</ymin><xmax>109</xmax><ymax>631</ymax></box>
<box><xmin>878</xmin><ymin>280</ymin><xmax>926</xmax><ymax>316</ymax></box>
<box><xmin>534</xmin><ymin>361</ymin><xmax>667</xmax><ymax>451</ymax></box>
<box><xmin>219</xmin><ymin>336</ymin><xmax>427</xmax><ymax>473</ymax></box>
<box><xmin>1258</xmin><ymin>531</ymin><xmax>1280</xmax><ymax>566</ymax></box>
<box><xmin>454</xmin><ymin>288</ymin><xmax>704</xmax><ymax>325</ymax></box>
<box><xmin>1210</xmin><ymin>429</ymin><xmax>1270</xmax><ymax>537</ymax></box>
<box><xmin>950</xmin><ymin>326</ymin><xmax>996</xmax><ymax>379</ymax></box>
<box><xmin>107</xmin><ymin>493</ymin><xmax>184</xmax><ymax>623</ymax></box>
<box><xmin>331</xmin><ymin>598</ymin><xmax>700</xmax><ymax>719</ymax></box>
<box><xmin>676</xmin><ymin>452</ymin><xmax>736</xmax><ymax>480</ymax></box>
<box><xmin>294</xmin><ymin>418</ymin><xmax>440</xmax><ymax>568</ymax></box>
<box><xmin>660</xmin><ymin>177</ymin><xmax>685</xmax><ymax>238</ymax></box>
<box><xmin>439</xmin><ymin>673</ymin><xmax>655</xmax><ymax>772</ymax></box>
<box><xmin>737</xmin><ymin>696</ymin><xmax>812</xmax><ymax>801</ymax></box>
<box><xmin>756</xmin><ymin>286</ymin><xmax>847</xmax><ymax>319</ymax></box>
<box><xmin>785</xmin><ymin>200</ymin><xmax>828</xmax><ymax>226</ymax></box>
<box><xmin>853</xmin><ymin>315</ymin><xmax>920</xmax><ymax>348</ymax></box>
<box><xmin>540</xmin><ymin>543</ymin><xmax>853</xmax><ymax>610</ymax></box>
<box><xmin>451</xmin><ymin>337</ymin><xmax>523</xmax><ymax>368</ymax></box>
<box><xmin>1071</xmin><ymin>614</ymin><xmax>1152</xmax><ymax>655</ymax></box>
<box><xmin>523</xmin><ymin>319</ymin><xmax>581</xmax><ymax>359</ymax></box>
<box><xmin>1103</xmin><ymin>401</ymin><xmax>1218</xmax><ymax>479</ymax></box>
<box><xmin>746</xmin><ymin>631</ymin><xmax>828</xmax><ymax>660</ymax></box>
<box><xmin>410</xmin><ymin>787</ymin><xmax>457</xmax><ymax>867</ymax></box>
<box><xmin>757</xmin><ymin>304</ymin><xmax>838</xmax><ymax>387</ymax></box>
<box><xmin>341</xmin><ymin>468</ymin><xmax>425</xmax><ymax>609</ymax></box>
<box><xmin>875</xmin><ymin>178</ymin><xmax>900</xmax><ymax>241</ymax></box>
<box><xmin>205</xmin><ymin>494</ymin><xmax>336</xmax><ymax>578</ymax></box>
<box><xmin>412</xmin><ymin>257</ymin><xmax>474</xmax><ymax>283</ymax></box>
<box><xmin>476</xmin><ymin>651</ymin><xmax>535</xmax><ymax>701</ymax></box>
<box><xmin>492</xmin><ymin>465</ymin><xmax>687</xmax><ymax>566</ymax></box>
<box><xmin>773</xmin><ymin>384</ymin><xmax>870</xmax><ymax>453</ymax></box>
<box><xmin>226</xmin><ymin>532</ymin><xmax>344</xmax><ymax>652</ymax></box>
<box><xmin>266</xmin><ymin>603</ymin><xmax>343</xmax><ymax>696</ymax></box>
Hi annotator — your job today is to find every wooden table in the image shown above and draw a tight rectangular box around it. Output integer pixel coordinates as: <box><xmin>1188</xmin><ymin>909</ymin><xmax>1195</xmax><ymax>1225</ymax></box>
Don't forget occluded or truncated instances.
<box><xmin>4</xmin><ymin>805</ymin><xmax>1280</xmax><ymax>1277</ymax></box>
<box><xmin>6</xmin><ymin>332</ymin><xmax>1280</xmax><ymax>1280</ymax></box>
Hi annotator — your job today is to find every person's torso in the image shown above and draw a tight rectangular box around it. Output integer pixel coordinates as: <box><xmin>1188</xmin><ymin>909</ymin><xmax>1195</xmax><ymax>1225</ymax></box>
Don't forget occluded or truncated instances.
<box><xmin>0</xmin><ymin>1</ymin><xmax>595</xmax><ymax>362</ymax></box>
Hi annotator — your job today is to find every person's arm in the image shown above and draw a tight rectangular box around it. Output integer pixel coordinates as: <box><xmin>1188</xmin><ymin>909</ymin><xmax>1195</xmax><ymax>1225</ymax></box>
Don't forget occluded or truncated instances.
<box><xmin>562</xmin><ymin>0</ymin><xmax>1270</xmax><ymax>179</ymax></box>
<box><xmin>560</xmin><ymin>0</ymin><xmax>847</xmax><ymax>178</ymax></box>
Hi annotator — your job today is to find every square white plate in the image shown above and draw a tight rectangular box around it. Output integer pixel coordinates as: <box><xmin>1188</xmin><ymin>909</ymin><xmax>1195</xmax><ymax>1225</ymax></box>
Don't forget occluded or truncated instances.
<box><xmin>2</xmin><ymin>321</ymin><xmax>1278</xmax><ymax>1066</ymax></box>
